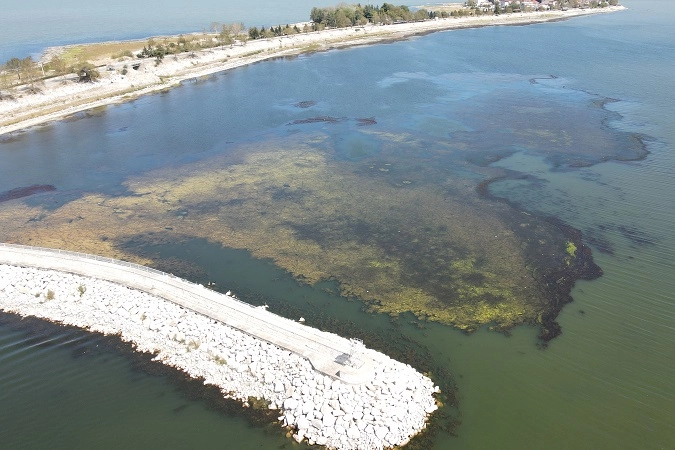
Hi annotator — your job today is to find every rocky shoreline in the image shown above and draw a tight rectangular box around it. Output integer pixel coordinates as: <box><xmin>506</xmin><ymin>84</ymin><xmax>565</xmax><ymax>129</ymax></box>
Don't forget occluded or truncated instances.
<box><xmin>0</xmin><ymin>263</ymin><xmax>439</xmax><ymax>449</ymax></box>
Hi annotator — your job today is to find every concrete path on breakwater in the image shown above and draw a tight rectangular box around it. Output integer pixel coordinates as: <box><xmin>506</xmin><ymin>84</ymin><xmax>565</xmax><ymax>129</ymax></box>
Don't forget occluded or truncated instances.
<box><xmin>0</xmin><ymin>243</ymin><xmax>375</xmax><ymax>384</ymax></box>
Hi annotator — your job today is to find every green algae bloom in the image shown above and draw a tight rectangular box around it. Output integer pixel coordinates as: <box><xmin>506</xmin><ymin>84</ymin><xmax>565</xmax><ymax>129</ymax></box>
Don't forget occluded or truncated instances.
<box><xmin>566</xmin><ymin>241</ymin><xmax>578</xmax><ymax>258</ymax></box>
<box><xmin>0</xmin><ymin>131</ymin><xmax>598</xmax><ymax>340</ymax></box>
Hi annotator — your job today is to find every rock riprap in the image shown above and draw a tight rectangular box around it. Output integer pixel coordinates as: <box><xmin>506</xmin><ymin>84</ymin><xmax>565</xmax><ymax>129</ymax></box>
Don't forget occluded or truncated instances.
<box><xmin>0</xmin><ymin>264</ymin><xmax>438</xmax><ymax>449</ymax></box>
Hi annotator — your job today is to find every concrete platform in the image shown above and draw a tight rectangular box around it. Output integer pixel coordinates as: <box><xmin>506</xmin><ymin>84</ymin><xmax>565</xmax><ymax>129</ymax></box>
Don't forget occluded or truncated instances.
<box><xmin>0</xmin><ymin>243</ymin><xmax>377</xmax><ymax>384</ymax></box>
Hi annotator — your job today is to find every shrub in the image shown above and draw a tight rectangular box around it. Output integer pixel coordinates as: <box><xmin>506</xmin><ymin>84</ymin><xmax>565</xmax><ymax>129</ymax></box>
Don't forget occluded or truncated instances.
<box><xmin>77</xmin><ymin>64</ymin><xmax>100</xmax><ymax>82</ymax></box>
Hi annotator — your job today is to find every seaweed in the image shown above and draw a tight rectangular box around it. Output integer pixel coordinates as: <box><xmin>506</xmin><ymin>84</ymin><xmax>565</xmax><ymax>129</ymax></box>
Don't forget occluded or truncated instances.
<box><xmin>0</xmin><ymin>184</ymin><xmax>56</xmax><ymax>203</ymax></box>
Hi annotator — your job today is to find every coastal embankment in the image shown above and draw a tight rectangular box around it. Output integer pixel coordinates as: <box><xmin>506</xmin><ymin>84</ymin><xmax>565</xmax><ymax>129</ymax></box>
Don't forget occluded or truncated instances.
<box><xmin>0</xmin><ymin>243</ymin><xmax>439</xmax><ymax>449</ymax></box>
<box><xmin>0</xmin><ymin>7</ymin><xmax>624</xmax><ymax>137</ymax></box>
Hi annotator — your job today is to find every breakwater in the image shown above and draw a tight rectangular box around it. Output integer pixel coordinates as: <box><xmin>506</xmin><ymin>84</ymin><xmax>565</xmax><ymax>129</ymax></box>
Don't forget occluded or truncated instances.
<box><xmin>0</xmin><ymin>244</ymin><xmax>438</xmax><ymax>449</ymax></box>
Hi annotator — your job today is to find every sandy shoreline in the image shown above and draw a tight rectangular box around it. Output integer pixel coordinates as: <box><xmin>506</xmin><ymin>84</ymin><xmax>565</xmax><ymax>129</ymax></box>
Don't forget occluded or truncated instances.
<box><xmin>0</xmin><ymin>7</ymin><xmax>624</xmax><ymax>137</ymax></box>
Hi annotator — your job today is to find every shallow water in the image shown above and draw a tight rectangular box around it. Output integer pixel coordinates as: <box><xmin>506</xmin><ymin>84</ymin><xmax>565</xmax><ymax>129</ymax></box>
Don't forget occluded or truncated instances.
<box><xmin>2</xmin><ymin>0</ymin><xmax>675</xmax><ymax>448</ymax></box>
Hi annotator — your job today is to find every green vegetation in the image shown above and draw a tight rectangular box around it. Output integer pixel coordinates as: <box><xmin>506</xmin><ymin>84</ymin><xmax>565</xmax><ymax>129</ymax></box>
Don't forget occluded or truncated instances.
<box><xmin>4</xmin><ymin>57</ymin><xmax>36</xmax><ymax>82</ymax></box>
<box><xmin>0</xmin><ymin>1</ymin><xmax>620</xmax><ymax>97</ymax></box>
<box><xmin>248</xmin><ymin>24</ymin><xmax>303</xmax><ymax>39</ymax></box>
<box><xmin>1</xmin><ymin>51</ymin><xmax>101</xmax><ymax>96</ymax></box>
<box><xmin>566</xmin><ymin>241</ymin><xmax>577</xmax><ymax>258</ymax></box>
<box><xmin>2</xmin><ymin>56</ymin><xmax>43</xmax><ymax>94</ymax></box>
<box><xmin>564</xmin><ymin>241</ymin><xmax>578</xmax><ymax>266</ymax></box>
<box><xmin>310</xmin><ymin>4</ymin><xmax>432</xmax><ymax>28</ymax></box>
<box><xmin>0</xmin><ymin>1</ymin><xmax>616</xmax><ymax>341</ymax></box>
<box><xmin>0</xmin><ymin>118</ymin><xmax>604</xmax><ymax>340</ymax></box>
<box><xmin>77</xmin><ymin>63</ymin><xmax>100</xmax><ymax>82</ymax></box>
<box><xmin>77</xmin><ymin>284</ymin><xmax>86</xmax><ymax>297</ymax></box>
<box><xmin>137</xmin><ymin>37</ymin><xmax>191</xmax><ymax>62</ymax></box>
<box><xmin>27</xmin><ymin>131</ymin><xmax>577</xmax><ymax>335</ymax></box>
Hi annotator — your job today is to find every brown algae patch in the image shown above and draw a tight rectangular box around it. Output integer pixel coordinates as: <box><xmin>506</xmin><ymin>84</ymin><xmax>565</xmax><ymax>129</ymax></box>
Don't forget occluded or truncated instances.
<box><xmin>0</xmin><ymin>131</ymin><xmax>592</xmax><ymax>338</ymax></box>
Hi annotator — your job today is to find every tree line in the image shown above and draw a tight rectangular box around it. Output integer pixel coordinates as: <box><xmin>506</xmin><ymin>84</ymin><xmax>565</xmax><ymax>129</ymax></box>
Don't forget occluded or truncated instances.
<box><xmin>309</xmin><ymin>3</ymin><xmax>431</xmax><ymax>28</ymax></box>
<box><xmin>1</xmin><ymin>1</ymin><xmax>620</xmax><ymax>100</ymax></box>
<box><xmin>1</xmin><ymin>54</ymin><xmax>100</xmax><ymax>100</ymax></box>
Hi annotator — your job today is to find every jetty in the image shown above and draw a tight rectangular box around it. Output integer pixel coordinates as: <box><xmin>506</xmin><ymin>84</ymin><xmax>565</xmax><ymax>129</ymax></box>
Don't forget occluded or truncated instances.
<box><xmin>0</xmin><ymin>243</ymin><xmax>438</xmax><ymax>449</ymax></box>
<box><xmin>0</xmin><ymin>243</ymin><xmax>374</xmax><ymax>383</ymax></box>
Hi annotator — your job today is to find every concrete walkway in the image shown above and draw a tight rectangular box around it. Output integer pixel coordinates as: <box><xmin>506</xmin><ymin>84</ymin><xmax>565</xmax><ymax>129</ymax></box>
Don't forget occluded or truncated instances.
<box><xmin>0</xmin><ymin>243</ymin><xmax>376</xmax><ymax>384</ymax></box>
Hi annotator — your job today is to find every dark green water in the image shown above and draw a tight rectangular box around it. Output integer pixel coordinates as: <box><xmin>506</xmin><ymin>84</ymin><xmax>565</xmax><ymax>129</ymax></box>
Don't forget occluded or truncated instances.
<box><xmin>0</xmin><ymin>316</ymin><xmax>298</xmax><ymax>449</ymax></box>
<box><xmin>2</xmin><ymin>1</ymin><xmax>675</xmax><ymax>448</ymax></box>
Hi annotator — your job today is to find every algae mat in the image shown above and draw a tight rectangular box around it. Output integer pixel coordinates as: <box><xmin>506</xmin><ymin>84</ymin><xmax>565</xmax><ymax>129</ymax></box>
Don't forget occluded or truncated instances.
<box><xmin>0</xmin><ymin>129</ymin><xmax>599</xmax><ymax>339</ymax></box>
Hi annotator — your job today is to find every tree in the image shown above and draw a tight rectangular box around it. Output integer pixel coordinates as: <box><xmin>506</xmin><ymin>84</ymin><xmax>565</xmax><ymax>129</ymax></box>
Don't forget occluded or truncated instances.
<box><xmin>3</xmin><ymin>56</ymin><xmax>41</xmax><ymax>89</ymax></box>
<box><xmin>154</xmin><ymin>45</ymin><xmax>166</xmax><ymax>64</ymax></box>
<box><xmin>21</xmin><ymin>57</ymin><xmax>38</xmax><ymax>81</ymax></box>
<box><xmin>5</xmin><ymin>57</ymin><xmax>23</xmax><ymax>81</ymax></box>
<box><xmin>259</xmin><ymin>26</ymin><xmax>273</xmax><ymax>39</ymax></box>
<box><xmin>218</xmin><ymin>24</ymin><xmax>234</xmax><ymax>48</ymax></box>
<box><xmin>77</xmin><ymin>63</ymin><xmax>100</xmax><ymax>83</ymax></box>
<box><xmin>218</xmin><ymin>22</ymin><xmax>244</xmax><ymax>47</ymax></box>
<box><xmin>230</xmin><ymin>22</ymin><xmax>245</xmax><ymax>39</ymax></box>
<box><xmin>20</xmin><ymin>57</ymin><xmax>42</xmax><ymax>92</ymax></box>
<box><xmin>335</xmin><ymin>10</ymin><xmax>351</xmax><ymax>28</ymax></box>
<box><xmin>310</xmin><ymin>7</ymin><xmax>326</xmax><ymax>24</ymax></box>
<box><xmin>0</xmin><ymin>69</ymin><xmax>13</xmax><ymax>100</ymax></box>
<box><xmin>414</xmin><ymin>9</ymin><xmax>430</xmax><ymax>21</ymax></box>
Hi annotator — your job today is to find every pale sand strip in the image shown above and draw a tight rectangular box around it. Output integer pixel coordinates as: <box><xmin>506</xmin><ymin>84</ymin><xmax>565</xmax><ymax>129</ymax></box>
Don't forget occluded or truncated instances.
<box><xmin>0</xmin><ymin>7</ymin><xmax>624</xmax><ymax>137</ymax></box>
<box><xmin>0</xmin><ymin>243</ymin><xmax>378</xmax><ymax>384</ymax></box>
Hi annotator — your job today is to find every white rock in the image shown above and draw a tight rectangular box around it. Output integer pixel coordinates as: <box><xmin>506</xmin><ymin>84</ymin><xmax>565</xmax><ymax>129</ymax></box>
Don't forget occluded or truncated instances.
<box><xmin>301</xmin><ymin>401</ymin><xmax>314</xmax><ymax>415</ymax></box>
<box><xmin>375</xmin><ymin>425</ymin><xmax>389</xmax><ymax>441</ymax></box>
<box><xmin>296</xmin><ymin>416</ymin><xmax>310</xmax><ymax>431</ymax></box>
<box><xmin>0</xmin><ymin>263</ymin><xmax>440</xmax><ymax>450</ymax></box>
<box><xmin>283</xmin><ymin>398</ymin><xmax>299</xmax><ymax>411</ymax></box>
<box><xmin>346</xmin><ymin>426</ymin><xmax>360</xmax><ymax>440</ymax></box>
<box><xmin>322</xmin><ymin>414</ymin><xmax>336</xmax><ymax>427</ymax></box>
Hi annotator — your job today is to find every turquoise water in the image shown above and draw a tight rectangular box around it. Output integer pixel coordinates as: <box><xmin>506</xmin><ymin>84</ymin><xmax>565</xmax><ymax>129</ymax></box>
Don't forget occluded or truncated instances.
<box><xmin>2</xmin><ymin>1</ymin><xmax>675</xmax><ymax>448</ymax></box>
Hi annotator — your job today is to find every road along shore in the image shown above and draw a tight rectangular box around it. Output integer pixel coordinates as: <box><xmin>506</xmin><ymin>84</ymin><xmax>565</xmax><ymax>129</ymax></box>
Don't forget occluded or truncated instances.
<box><xmin>0</xmin><ymin>244</ymin><xmax>439</xmax><ymax>450</ymax></box>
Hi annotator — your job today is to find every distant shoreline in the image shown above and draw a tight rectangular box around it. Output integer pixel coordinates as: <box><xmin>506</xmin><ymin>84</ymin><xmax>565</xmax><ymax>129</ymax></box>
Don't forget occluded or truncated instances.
<box><xmin>0</xmin><ymin>7</ymin><xmax>624</xmax><ymax>137</ymax></box>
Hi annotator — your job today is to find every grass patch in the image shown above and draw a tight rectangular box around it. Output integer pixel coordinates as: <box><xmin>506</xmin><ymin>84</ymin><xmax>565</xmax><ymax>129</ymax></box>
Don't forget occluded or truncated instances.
<box><xmin>111</xmin><ymin>49</ymin><xmax>134</xmax><ymax>60</ymax></box>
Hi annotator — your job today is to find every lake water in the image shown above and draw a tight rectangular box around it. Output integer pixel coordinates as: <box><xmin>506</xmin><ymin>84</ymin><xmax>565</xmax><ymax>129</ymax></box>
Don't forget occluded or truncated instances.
<box><xmin>2</xmin><ymin>1</ymin><xmax>675</xmax><ymax>449</ymax></box>
<box><xmin>0</xmin><ymin>0</ymin><xmax>340</xmax><ymax>61</ymax></box>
